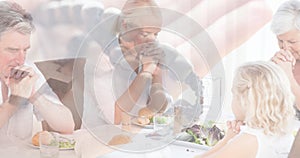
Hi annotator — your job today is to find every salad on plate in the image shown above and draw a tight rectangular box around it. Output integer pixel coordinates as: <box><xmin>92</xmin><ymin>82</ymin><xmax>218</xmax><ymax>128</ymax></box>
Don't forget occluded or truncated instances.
<box><xmin>176</xmin><ymin>123</ymin><xmax>225</xmax><ymax>148</ymax></box>
<box><xmin>31</xmin><ymin>131</ymin><xmax>76</xmax><ymax>150</ymax></box>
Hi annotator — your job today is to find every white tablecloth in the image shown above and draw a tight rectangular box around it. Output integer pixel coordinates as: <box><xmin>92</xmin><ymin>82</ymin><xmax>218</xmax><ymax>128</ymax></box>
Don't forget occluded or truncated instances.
<box><xmin>0</xmin><ymin>125</ymin><xmax>206</xmax><ymax>158</ymax></box>
<box><xmin>75</xmin><ymin>125</ymin><xmax>206</xmax><ymax>158</ymax></box>
<box><xmin>1</xmin><ymin>121</ymin><xmax>299</xmax><ymax>158</ymax></box>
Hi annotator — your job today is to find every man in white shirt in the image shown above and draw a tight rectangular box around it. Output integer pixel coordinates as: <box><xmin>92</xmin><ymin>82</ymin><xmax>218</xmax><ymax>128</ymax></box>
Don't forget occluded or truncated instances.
<box><xmin>0</xmin><ymin>1</ymin><xmax>74</xmax><ymax>140</ymax></box>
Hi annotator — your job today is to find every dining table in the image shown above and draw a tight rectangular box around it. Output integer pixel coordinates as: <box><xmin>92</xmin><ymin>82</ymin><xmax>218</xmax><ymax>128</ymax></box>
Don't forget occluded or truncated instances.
<box><xmin>0</xmin><ymin>124</ymin><xmax>207</xmax><ymax>158</ymax></box>
<box><xmin>0</xmin><ymin>106</ymin><xmax>217</xmax><ymax>158</ymax></box>
<box><xmin>0</xmin><ymin>134</ymin><xmax>76</xmax><ymax>158</ymax></box>
<box><xmin>2</xmin><ymin>119</ymin><xmax>300</xmax><ymax>158</ymax></box>
<box><xmin>75</xmin><ymin>124</ymin><xmax>207</xmax><ymax>158</ymax></box>
<box><xmin>2</xmin><ymin>105</ymin><xmax>300</xmax><ymax>158</ymax></box>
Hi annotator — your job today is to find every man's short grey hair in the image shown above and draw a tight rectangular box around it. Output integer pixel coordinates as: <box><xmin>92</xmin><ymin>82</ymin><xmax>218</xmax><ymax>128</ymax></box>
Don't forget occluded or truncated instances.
<box><xmin>118</xmin><ymin>0</ymin><xmax>162</xmax><ymax>34</ymax></box>
<box><xmin>0</xmin><ymin>1</ymin><xmax>34</xmax><ymax>38</ymax></box>
<box><xmin>271</xmin><ymin>0</ymin><xmax>300</xmax><ymax>35</ymax></box>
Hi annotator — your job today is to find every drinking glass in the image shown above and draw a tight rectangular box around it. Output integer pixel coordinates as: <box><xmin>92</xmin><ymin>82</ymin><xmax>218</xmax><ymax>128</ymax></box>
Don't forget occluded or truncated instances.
<box><xmin>39</xmin><ymin>132</ymin><xmax>59</xmax><ymax>158</ymax></box>
<box><xmin>121</xmin><ymin>111</ymin><xmax>132</xmax><ymax>131</ymax></box>
<box><xmin>153</xmin><ymin>113</ymin><xmax>174</xmax><ymax>136</ymax></box>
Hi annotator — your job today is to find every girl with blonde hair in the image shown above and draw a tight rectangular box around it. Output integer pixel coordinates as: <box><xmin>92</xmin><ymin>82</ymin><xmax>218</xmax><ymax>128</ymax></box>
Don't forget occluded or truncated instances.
<box><xmin>197</xmin><ymin>61</ymin><xmax>296</xmax><ymax>158</ymax></box>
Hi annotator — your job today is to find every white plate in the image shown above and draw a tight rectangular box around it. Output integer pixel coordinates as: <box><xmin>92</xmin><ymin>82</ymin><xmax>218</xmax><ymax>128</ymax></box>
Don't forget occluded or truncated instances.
<box><xmin>29</xmin><ymin>134</ymin><xmax>75</xmax><ymax>150</ymax></box>
<box><xmin>131</xmin><ymin>118</ymin><xmax>154</xmax><ymax>129</ymax></box>
<box><xmin>172</xmin><ymin>140</ymin><xmax>211</xmax><ymax>151</ymax></box>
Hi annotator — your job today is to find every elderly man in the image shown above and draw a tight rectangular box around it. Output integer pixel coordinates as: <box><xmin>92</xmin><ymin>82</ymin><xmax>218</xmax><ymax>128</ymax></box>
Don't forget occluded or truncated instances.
<box><xmin>0</xmin><ymin>1</ymin><xmax>74</xmax><ymax>140</ymax></box>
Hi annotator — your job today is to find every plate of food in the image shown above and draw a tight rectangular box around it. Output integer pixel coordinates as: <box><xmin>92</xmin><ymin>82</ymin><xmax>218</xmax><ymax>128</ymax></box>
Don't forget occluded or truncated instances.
<box><xmin>132</xmin><ymin>117</ymin><xmax>154</xmax><ymax>129</ymax></box>
<box><xmin>31</xmin><ymin>131</ymin><xmax>76</xmax><ymax>150</ymax></box>
<box><xmin>132</xmin><ymin>107</ymin><xmax>155</xmax><ymax>129</ymax></box>
<box><xmin>175</xmin><ymin>123</ymin><xmax>225</xmax><ymax>150</ymax></box>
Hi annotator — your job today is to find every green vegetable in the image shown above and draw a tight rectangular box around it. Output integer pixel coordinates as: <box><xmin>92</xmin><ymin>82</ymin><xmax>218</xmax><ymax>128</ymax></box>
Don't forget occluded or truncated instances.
<box><xmin>187</xmin><ymin>129</ymin><xmax>203</xmax><ymax>145</ymax></box>
<box><xmin>155</xmin><ymin>116</ymin><xmax>168</xmax><ymax>124</ymax></box>
<box><xmin>58</xmin><ymin>136</ymin><xmax>76</xmax><ymax>149</ymax></box>
<box><xmin>183</xmin><ymin>124</ymin><xmax>225</xmax><ymax>147</ymax></box>
<box><xmin>59</xmin><ymin>141</ymin><xmax>75</xmax><ymax>149</ymax></box>
<box><xmin>150</xmin><ymin>117</ymin><xmax>154</xmax><ymax>123</ymax></box>
<box><xmin>206</xmin><ymin>125</ymin><xmax>224</xmax><ymax>146</ymax></box>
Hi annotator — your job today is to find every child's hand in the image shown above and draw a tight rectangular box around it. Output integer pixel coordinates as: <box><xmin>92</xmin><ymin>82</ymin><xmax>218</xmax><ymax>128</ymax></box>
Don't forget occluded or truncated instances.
<box><xmin>223</xmin><ymin>120</ymin><xmax>244</xmax><ymax>141</ymax></box>
<box><xmin>227</xmin><ymin>120</ymin><xmax>244</xmax><ymax>133</ymax></box>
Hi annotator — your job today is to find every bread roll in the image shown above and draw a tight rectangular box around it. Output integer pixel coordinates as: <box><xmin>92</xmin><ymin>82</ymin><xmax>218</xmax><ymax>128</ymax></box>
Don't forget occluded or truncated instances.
<box><xmin>138</xmin><ymin>107</ymin><xmax>154</xmax><ymax>119</ymax></box>
<box><xmin>137</xmin><ymin>117</ymin><xmax>150</xmax><ymax>125</ymax></box>
<box><xmin>32</xmin><ymin>131</ymin><xmax>51</xmax><ymax>146</ymax></box>
<box><xmin>137</xmin><ymin>107</ymin><xmax>154</xmax><ymax>125</ymax></box>
<box><xmin>108</xmin><ymin>134</ymin><xmax>131</xmax><ymax>146</ymax></box>
<box><xmin>32</xmin><ymin>131</ymin><xmax>43</xmax><ymax>146</ymax></box>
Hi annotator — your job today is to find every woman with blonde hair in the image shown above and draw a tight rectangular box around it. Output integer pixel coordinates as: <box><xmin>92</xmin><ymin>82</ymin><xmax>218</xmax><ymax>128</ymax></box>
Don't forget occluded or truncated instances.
<box><xmin>196</xmin><ymin>61</ymin><xmax>296</xmax><ymax>158</ymax></box>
